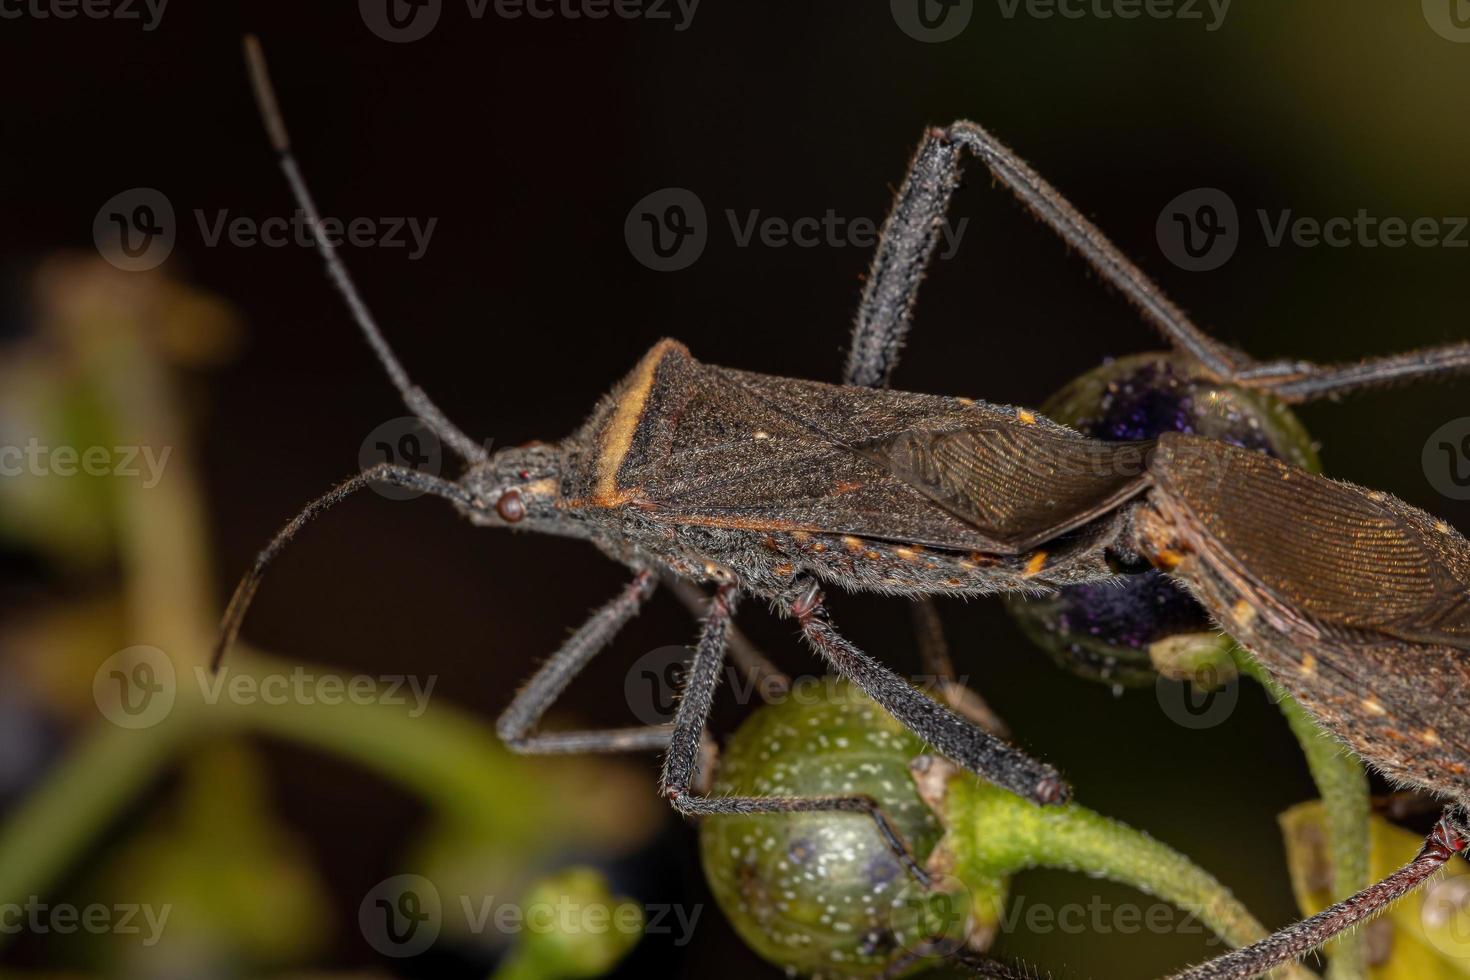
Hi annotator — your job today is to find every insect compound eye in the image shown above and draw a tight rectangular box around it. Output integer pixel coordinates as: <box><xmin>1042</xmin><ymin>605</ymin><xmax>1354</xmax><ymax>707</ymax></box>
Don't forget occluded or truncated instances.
<box><xmin>495</xmin><ymin>490</ymin><xmax>526</xmax><ymax>523</ymax></box>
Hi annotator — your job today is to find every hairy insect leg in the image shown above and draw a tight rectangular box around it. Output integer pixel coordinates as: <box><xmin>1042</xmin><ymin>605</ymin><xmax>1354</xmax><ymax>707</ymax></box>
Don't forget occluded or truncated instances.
<box><xmin>1166</xmin><ymin>809</ymin><xmax>1467</xmax><ymax>980</ymax></box>
<box><xmin>882</xmin><ymin>944</ymin><xmax>1048</xmax><ymax>980</ymax></box>
<box><xmin>780</xmin><ymin>579</ymin><xmax>1068</xmax><ymax>806</ymax></box>
<box><xmin>1230</xmin><ymin>342</ymin><xmax>1470</xmax><ymax>402</ymax></box>
<box><xmin>845</xmin><ymin>129</ymin><xmax>964</xmax><ymax>387</ymax></box>
<box><xmin>844</xmin><ymin>119</ymin><xmax>1243</xmax><ymax>388</ymax></box>
<box><xmin>495</xmin><ymin>571</ymin><xmax>678</xmax><ymax>754</ymax></box>
<box><xmin>662</xmin><ymin>574</ymin><xmax>791</xmax><ymax>700</ymax></box>
<box><xmin>910</xmin><ymin>599</ymin><xmax>1010</xmax><ymax>737</ymax></box>
<box><xmin>660</xmin><ymin>585</ymin><xmax>940</xmax><ymax>889</ymax></box>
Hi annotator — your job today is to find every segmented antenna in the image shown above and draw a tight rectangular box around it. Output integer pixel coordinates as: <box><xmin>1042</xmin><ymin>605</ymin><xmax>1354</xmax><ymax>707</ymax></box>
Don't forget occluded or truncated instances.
<box><xmin>242</xmin><ymin>35</ymin><xmax>488</xmax><ymax>465</ymax></box>
<box><xmin>212</xmin><ymin>464</ymin><xmax>476</xmax><ymax>671</ymax></box>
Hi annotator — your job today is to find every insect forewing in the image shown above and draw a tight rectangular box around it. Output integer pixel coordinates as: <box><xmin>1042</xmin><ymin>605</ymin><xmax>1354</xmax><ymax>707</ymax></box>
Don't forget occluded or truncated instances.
<box><xmin>852</xmin><ymin>423</ymin><xmax>1155</xmax><ymax>552</ymax></box>
<box><xmin>1145</xmin><ymin>432</ymin><xmax>1470</xmax><ymax>798</ymax></box>
<box><xmin>593</xmin><ymin>344</ymin><xmax>1150</xmax><ymax>554</ymax></box>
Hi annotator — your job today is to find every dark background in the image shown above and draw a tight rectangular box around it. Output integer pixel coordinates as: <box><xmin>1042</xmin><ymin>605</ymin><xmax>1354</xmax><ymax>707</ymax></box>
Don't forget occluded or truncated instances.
<box><xmin>5</xmin><ymin>1</ymin><xmax>1470</xmax><ymax>976</ymax></box>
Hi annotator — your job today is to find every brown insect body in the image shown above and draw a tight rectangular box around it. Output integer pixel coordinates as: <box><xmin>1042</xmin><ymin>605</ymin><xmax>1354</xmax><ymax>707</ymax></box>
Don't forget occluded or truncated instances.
<box><xmin>231</xmin><ymin>50</ymin><xmax>1470</xmax><ymax>971</ymax></box>
<box><xmin>466</xmin><ymin>340</ymin><xmax>1470</xmax><ymax>828</ymax></box>
<box><xmin>464</xmin><ymin>338</ymin><xmax>1148</xmax><ymax>595</ymax></box>
<box><xmin>1140</xmin><ymin>437</ymin><xmax>1470</xmax><ymax>804</ymax></box>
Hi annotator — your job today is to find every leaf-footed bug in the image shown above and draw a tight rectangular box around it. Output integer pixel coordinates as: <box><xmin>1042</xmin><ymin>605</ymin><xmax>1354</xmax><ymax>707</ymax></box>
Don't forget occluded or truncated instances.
<box><xmin>219</xmin><ymin>37</ymin><xmax>1470</xmax><ymax>979</ymax></box>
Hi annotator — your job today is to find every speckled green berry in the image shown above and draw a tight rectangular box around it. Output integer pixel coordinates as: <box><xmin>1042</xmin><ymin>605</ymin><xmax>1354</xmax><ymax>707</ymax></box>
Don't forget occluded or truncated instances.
<box><xmin>699</xmin><ymin>679</ymin><xmax>976</xmax><ymax>977</ymax></box>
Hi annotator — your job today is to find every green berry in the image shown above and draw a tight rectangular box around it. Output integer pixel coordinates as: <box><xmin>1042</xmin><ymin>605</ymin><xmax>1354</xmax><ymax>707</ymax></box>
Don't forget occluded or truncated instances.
<box><xmin>699</xmin><ymin>679</ymin><xmax>969</xmax><ymax>977</ymax></box>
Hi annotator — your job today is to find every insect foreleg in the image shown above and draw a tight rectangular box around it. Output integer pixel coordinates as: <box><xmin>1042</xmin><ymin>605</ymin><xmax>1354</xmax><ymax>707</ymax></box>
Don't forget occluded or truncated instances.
<box><xmin>496</xmin><ymin>571</ymin><xmax>674</xmax><ymax>755</ymax></box>
<box><xmin>659</xmin><ymin>585</ymin><xmax>948</xmax><ymax>888</ymax></box>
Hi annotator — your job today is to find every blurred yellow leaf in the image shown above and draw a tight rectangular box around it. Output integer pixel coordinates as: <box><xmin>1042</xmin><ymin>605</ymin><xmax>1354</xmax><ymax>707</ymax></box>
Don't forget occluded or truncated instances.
<box><xmin>1281</xmin><ymin>801</ymin><xmax>1470</xmax><ymax>978</ymax></box>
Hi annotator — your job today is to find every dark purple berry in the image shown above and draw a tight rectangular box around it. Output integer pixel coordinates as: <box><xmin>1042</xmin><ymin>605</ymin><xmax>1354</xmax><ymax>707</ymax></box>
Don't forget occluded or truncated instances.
<box><xmin>1005</xmin><ymin>353</ymin><xmax>1320</xmax><ymax>687</ymax></box>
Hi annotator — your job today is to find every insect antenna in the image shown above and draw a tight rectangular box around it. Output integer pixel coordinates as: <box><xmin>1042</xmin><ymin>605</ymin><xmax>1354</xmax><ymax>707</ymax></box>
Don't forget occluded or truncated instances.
<box><xmin>211</xmin><ymin>464</ymin><xmax>477</xmax><ymax>672</ymax></box>
<box><xmin>241</xmin><ymin>35</ymin><xmax>488</xmax><ymax>466</ymax></box>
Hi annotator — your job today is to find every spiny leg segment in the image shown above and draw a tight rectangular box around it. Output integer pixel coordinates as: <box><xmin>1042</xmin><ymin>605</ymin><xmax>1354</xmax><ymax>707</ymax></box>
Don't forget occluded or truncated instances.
<box><xmin>1168</xmin><ymin>810</ymin><xmax>1466</xmax><ymax>980</ymax></box>
<box><xmin>845</xmin><ymin>120</ymin><xmax>1470</xmax><ymax>402</ymax></box>
<box><xmin>495</xmin><ymin>571</ymin><xmax>675</xmax><ymax>755</ymax></box>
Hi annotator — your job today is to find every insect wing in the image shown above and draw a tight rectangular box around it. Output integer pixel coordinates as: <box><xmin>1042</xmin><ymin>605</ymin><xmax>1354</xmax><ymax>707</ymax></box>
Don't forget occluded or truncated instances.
<box><xmin>1149</xmin><ymin>432</ymin><xmax>1470</xmax><ymax>651</ymax></box>
<box><xmin>853</xmin><ymin>424</ymin><xmax>1155</xmax><ymax>552</ymax></box>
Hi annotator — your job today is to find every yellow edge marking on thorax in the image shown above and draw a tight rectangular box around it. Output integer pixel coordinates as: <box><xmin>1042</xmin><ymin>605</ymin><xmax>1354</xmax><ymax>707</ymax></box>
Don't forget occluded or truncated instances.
<box><xmin>595</xmin><ymin>339</ymin><xmax>681</xmax><ymax>505</ymax></box>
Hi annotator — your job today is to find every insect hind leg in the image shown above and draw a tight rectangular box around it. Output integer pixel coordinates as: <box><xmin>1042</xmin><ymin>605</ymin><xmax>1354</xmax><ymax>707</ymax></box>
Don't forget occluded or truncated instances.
<box><xmin>1166</xmin><ymin>809</ymin><xmax>1467</xmax><ymax>980</ymax></box>
<box><xmin>1229</xmin><ymin>342</ymin><xmax>1470</xmax><ymax>402</ymax></box>
<box><xmin>845</xmin><ymin>121</ymin><xmax>1243</xmax><ymax>389</ymax></box>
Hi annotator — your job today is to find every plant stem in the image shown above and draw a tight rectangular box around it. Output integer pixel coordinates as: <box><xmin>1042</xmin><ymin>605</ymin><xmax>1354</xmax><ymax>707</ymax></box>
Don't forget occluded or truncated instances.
<box><xmin>940</xmin><ymin>776</ymin><xmax>1314</xmax><ymax>980</ymax></box>
<box><xmin>1231</xmin><ymin>647</ymin><xmax>1369</xmax><ymax>980</ymax></box>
